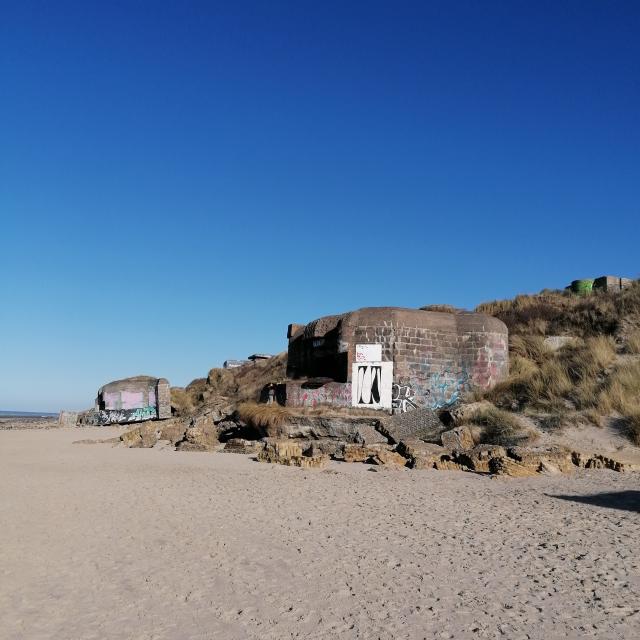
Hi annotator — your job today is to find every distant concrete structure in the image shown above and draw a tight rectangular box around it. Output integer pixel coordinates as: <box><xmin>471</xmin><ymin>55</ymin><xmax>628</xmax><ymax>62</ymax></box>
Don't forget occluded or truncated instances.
<box><xmin>223</xmin><ymin>360</ymin><xmax>249</xmax><ymax>369</ymax></box>
<box><xmin>286</xmin><ymin>307</ymin><xmax>508</xmax><ymax>412</ymax></box>
<box><xmin>593</xmin><ymin>275</ymin><xmax>634</xmax><ymax>292</ymax></box>
<box><xmin>567</xmin><ymin>275</ymin><xmax>634</xmax><ymax>294</ymax></box>
<box><xmin>79</xmin><ymin>376</ymin><xmax>171</xmax><ymax>426</ymax></box>
<box><xmin>58</xmin><ymin>410</ymin><xmax>79</xmax><ymax>427</ymax></box>
<box><xmin>248</xmin><ymin>354</ymin><xmax>273</xmax><ymax>362</ymax></box>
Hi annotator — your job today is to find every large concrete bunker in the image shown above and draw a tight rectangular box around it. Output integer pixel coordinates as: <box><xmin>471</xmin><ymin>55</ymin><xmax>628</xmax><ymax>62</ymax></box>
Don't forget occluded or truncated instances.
<box><xmin>286</xmin><ymin>307</ymin><xmax>508</xmax><ymax>412</ymax></box>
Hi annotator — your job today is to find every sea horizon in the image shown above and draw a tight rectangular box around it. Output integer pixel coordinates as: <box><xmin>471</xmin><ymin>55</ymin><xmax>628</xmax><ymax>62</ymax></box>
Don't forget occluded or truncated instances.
<box><xmin>0</xmin><ymin>410</ymin><xmax>58</xmax><ymax>418</ymax></box>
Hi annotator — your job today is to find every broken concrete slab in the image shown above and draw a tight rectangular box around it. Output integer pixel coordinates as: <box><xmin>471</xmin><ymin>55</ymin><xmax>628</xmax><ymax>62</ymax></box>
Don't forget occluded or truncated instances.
<box><xmin>454</xmin><ymin>445</ymin><xmax>507</xmax><ymax>473</ymax></box>
<box><xmin>369</xmin><ymin>449</ymin><xmax>407</xmax><ymax>469</ymax></box>
<box><xmin>507</xmin><ymin>446</ymin><xmax>574</xmax><ymax>473</ymax></box>
<box><xmin>441</xmin><ymin>425</ymin><xmax>476</xmax><ymax>450</ymax></box>
<box><xmin>270</xmin><ymin>415</ymin><xmax>384</xmax><ymax>441</ymax></box>
<box><xmin>489</xmin><ymin>457</ymin><xmax>538</xmax><ymax>477</ymax></box>
<box><xmin>341</xmin><ymin>443</ymin><xmax>393</xmax><ymax>463</ymax></box>
<box><xmin>258</xmin><ymin>440</ymin><xmax>329</xmax><ymax>469</ymax></box>
<box><xmin>376</xmin><ymin>407</ymin><xmax>446</xmax><ymax>444</ymax></box>
<box><xmin>222</xmin><ymin>439</ymin><xmax>264</xmax><ymax>454</ymax></box>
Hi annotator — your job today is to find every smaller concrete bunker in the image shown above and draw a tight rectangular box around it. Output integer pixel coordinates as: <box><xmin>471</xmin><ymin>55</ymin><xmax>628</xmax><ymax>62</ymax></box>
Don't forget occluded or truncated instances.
<box><xmin>83</xmin><ymin>376</ymin><xmax>171</xmax><ymax>425</ymax></box>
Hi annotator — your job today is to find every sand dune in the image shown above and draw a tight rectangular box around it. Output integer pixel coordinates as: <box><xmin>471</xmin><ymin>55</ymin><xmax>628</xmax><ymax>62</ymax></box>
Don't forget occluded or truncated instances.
<box><xmin>1</xmin><ymin>427</ymin><xmax>639</xmax><ymax>639</ymax></box>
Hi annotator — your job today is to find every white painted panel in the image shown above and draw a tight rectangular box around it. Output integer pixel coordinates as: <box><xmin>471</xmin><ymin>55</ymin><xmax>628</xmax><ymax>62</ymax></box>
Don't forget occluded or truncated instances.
<box><xmin>355</xmin><ymin>343</ymin><xmax>383</xmax><ymax>362</ymax></box>
<box><xmin>351</xmin><ymin>361</ymin><xmax>393</xmax><ymax>409</ymax></box>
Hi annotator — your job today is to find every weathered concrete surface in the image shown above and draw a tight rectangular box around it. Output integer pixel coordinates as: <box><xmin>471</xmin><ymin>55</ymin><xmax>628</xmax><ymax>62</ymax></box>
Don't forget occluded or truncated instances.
<box><xmin>441</xmin><ymin>425</ymin><xmax>476</xmax><ymax>450</ymax></box>
<box><xmin>287</xmin><ymin>307</ymin><xmax>508</xmax><ymax>410</ymax></box>
<box><xmin>340</xmin><ymin>443</ymin><xmax>393</xmax><ymax>463</ymax></box>
<box><xmin>120</xmin><ymin>422</ymin><xmax>159</xmax><ymax>448</ymax></box>
<box><xmin>452</xmin><ymin>445</ymin><xmax>507</xmax><ymax>473</ymax></box>
<box><xmin>489</xmin><ymin>457</ymin><xmax>538</xmax><ymax>477</ymax></box>
<box><xmin>81</xmin><ymin>376</ymin><xmax>171</xmax><ymax>426</ymax></box>
<box><xmin>572</xmin><ymin>451</ymin><xmax>640</xmax><ymax>473</ymax></box>
<box><xmin>397</xmin><ymin>441</ymin><xmax>450</xmax><ymax>469</ymax></box>
<box><xmin>222</xmin><ymin>439</ymin><xmax>264</xmax><ymax>454</ymax></box>
<box><xmin>257</xmin><ymin>440</ymin><xmax>329</xmax><ymax>468</ymax></box>
<box><xmin>507</xmin><ymin>446</ymin><xmax>575</xmax><ymax>474</ymax></box>
<box><xmin>376</xmin><ymin>407</ymin><xmax>446</xmax><ymax>444</ymax></box>
<box><xmin>266</xmin><ymin>415</ymin><xmax>383</xmax><ymax>441</ymax></box>
<box><xmin>439</xmin><ymin>401</ymin><xmax>494</xmax><ymax>428</ymax></box>
<box><xmin>120</xmin><ymin>410</ymin><xmax>225</xmax><ymax>452</ymax></box>
<box><xmin>593</xmin><ymin>275</ymin><xmax>634</xmax><ymax>292</ymax></box>
<box><xmin>58</xmin><ymin>411</ymin><xmax>78</xmax><ymax>427</ymax></box>
<box><xmin>369</xmin><ymin>449</ymin><xmax>407</xmax><ymax>469</ymax></box>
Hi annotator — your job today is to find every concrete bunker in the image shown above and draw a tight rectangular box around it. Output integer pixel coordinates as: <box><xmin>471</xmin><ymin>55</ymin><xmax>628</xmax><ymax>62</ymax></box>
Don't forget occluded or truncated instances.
<box><xmin>82</xmin><ymin>376</ymin><xmax>171</xmax><ymax>425</ymax></box>
<box><xmin>286</xmin><ymin>307</ymin><xmax>508</xmax><ymax>412</ymax></box>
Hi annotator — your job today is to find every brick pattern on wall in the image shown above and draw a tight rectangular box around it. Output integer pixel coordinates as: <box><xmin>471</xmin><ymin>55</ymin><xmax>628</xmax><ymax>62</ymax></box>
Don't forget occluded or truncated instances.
<box><xmin>287</xmin><ymin>308</ymin><xmax>508</xmax><ymax>410</ymax></box>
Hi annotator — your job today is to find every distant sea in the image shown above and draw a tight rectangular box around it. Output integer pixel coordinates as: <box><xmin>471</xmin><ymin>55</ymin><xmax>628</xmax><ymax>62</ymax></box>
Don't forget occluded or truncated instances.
<box><xmin>0</xmin><ymin>410</ymin><xmax>58</xmax><ymax>418</ymax></box>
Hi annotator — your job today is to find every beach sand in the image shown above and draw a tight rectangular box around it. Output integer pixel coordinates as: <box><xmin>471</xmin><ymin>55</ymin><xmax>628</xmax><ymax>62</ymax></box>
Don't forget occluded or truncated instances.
<box><xmin>1</xmin><ymin>427</ymin><xmax>639</xmax><ymax>639</ymax></box>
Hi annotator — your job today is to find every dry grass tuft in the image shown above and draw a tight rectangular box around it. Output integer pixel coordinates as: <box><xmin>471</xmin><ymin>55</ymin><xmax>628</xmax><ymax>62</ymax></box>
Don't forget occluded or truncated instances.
<box><xmin>473</xmin><ymin>281</ymin><xmax>640</xmax><ymax>444</ymax></box>
<box><xmin>485</xmin><ymin>335</ymin><xmax>617</xmax><ymax>413</ymax></box>
<box><xmin>461</xmin><ymin>405</ymin><xmax>538</xmax><ymax>447</ymax></box>
<box><xmin>625</xmin><ymin>329</ymin><xmax>640</xmax><ymax>354</ymax></box>
<box><xmin>170</xmin><ymin>388</ymin><xmax>194</xmax><ymax>416</ymax></box>
<box><xmin>623</xmin><ymin>410</ymin><xmax>640</xmax><ymax>445</ymax></box>
<box><xmin>476</xmin><ymin>280</ymin><xmax>640</xmax><ymax>338</ymax></box>
<box><xmin>510</xmin><ymin>334</ymin><xmax>551</xmax><ymax>364</ymax></box>
<box><xmin>597</xmin><ymin>361</ymin><xmax>640</xmax><ymax>416</ymax></box>
<box><xmin>419</xmin><ymin>304</ymin><xmax>463</xmax><ymax>314</ymax></box>
<box><xmin>236</xmin><ymin>402</ymin><xmax>292</xmax><ymax>429</ymax></box>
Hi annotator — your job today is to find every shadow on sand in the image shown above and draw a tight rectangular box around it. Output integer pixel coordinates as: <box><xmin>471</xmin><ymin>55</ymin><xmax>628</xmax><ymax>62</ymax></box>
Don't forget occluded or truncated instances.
<box><xmin>548</xmin><ymin>491</ymin><xmax>640</xmax><ymax>513</ymax></box>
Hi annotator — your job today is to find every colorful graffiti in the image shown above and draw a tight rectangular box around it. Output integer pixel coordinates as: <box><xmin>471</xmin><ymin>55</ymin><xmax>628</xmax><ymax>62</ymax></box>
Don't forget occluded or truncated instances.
<box><xmin>391</xmin><ymin>383</ymin><xmax>418</xmax><ymax>414</ymax></box>
<box><xmin>285</xmin><ymin>381</ymin><xmax>353</xmax><ymax>408</ymax></box>
<box><xmin>84</xmin><ymin>405</ymin><xmax>158</xmax><ymax>426</ymax></box>
<box><xmin>425</xmin><ymin>370</ymin><xmax>469</xmax><ymax>409</ymax></box>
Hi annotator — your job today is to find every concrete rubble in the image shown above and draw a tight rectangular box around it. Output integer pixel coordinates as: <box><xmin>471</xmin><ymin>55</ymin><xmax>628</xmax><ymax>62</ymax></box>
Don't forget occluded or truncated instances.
<box><xmin>257</xmin><ymin>440</ymin><xmax>329</xmax><ymax>469</ymax></box>
<box><xmin>112</xmin><ymin>400</ymin><xmax>640</xmax><ymax>477</ymax></box>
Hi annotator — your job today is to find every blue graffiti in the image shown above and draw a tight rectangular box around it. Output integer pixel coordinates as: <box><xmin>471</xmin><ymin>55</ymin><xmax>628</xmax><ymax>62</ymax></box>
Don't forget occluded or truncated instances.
<box><xmin>426</xmin><ymin>370</ymin><xmax>469</xmax><ymax>409</ymax></box>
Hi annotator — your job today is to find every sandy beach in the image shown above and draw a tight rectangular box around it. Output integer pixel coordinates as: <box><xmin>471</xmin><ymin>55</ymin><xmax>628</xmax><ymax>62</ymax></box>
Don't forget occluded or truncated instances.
<box><xmin>1</xmin><ymin>427</ymin><xmax>639</xmax><ymax>640</ymax></box>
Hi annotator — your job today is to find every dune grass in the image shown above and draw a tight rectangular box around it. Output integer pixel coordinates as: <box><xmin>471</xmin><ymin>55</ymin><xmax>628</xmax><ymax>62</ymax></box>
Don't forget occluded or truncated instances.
<box><xmin>623</xmin><ymin>410</ymin><xmax>640</xmax><ymax>446</ymax></box>
<box><xmin>626</xmin><ymin>329</ymin><xmax>640</xmax><ymax>354</ymax></box>
<box><xmin>476</xmin><ymin>281</ymin><xmax>640</xmax><ymax>338</ymax></box>
<box><xmin>236</xmin><ymin>402</ymin><xmax>292</xmax><ymax>429</ymax></box>
<box><xmin>486</xmin><ymin>336</ymin><xmax>617</xmax><ymax>412</ymax></box>
<box><xmin>459</xmin><ymin>405</ymin><xmax>537</xmax><ymax>447</ymax></box>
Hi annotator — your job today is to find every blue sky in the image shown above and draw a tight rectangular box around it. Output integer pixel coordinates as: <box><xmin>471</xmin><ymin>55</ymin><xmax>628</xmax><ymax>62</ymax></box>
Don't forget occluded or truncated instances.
<box><xmin>1</xmin><ymin>1</ymin><xmax>638</xmax><ymax>411</ymax></box>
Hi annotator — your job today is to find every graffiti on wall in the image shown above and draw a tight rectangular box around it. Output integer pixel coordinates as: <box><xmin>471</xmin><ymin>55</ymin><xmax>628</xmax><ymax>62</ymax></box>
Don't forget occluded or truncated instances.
<box><xmin>392</xmin><ymin>382</ymin><xmax>419</xmax><ymax>414</ymax></box>
<box><xmin>102</xmin><ymin>388</ymin><xmax>157</xmax><ymax>411</ymax></box>
<box><xmin>425</xmin><ymin>370</ymin><xmax>469</xmax><ymax>409</ymax></box>
<box><xmin>85</xmin><ymin>405</ymin><xmax>158</xmax><ymax>426</ymax></box>
<box><xmin>285</xmin><ymin>382</ymin><xmax>352</xmax><ymax>408</ymax></box>
<box><xmin>352</xmin><ymin>362</ymin><xmax>393</xmax><ymax>409</ymax></box>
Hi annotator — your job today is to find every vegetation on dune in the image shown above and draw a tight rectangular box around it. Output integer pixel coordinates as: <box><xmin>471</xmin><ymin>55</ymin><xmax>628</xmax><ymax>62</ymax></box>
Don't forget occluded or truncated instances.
<box><xmin>461</xmin><ymin>405</ymin><xmax>538</xmax><ymax>447</ymax></box>
<box><xmin>167</xmin><ymin>281</ymin><xmax>640</xmax><ymax>447</ymax></box>
<box><xmin>475</xmin><ymin>280</ymin><xmax>640</xmax><ymax>444</ymax></box>
<box><xmin>236</xmin><ymin>402</ymin><xmax>292</xmax><ymax>430</ymax></box>
<box><xmin>626</xmin><ymin>328</ymin><xmax>640</xmax><ymax>355</ymax></box>
<box><xmin>170</xmin><ymin>387</ymin><xmax>195</xmax><ymax>416</ymax></box>
<box><xmin>476</xmin><ymin>281</ymin><xmax>640</xmax><ymax>338</ymax></box>
<box><xmin>171</xmin><ymin>353</ymin><xmax>288</xmax><ymax>417</ymax></box>
<box><xmin>419</xmin><ymin>304</ymin><xmax>463</xmax><ymax>314</ymax></box>
<box><xmin>624</xmin><ymin>411</ymin><xmax>640</xmax><ymax>446</ymax></box>
<box><xmin>485</xmin><ymin>335</ymin><xmax>616</xmax><ymax>412</ymax></box>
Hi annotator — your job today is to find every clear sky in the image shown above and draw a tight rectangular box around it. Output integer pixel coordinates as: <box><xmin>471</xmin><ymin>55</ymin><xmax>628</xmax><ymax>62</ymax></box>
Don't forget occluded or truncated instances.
<box><xmin>1</xmin><ymin>1</ymin><xmax>638</xmax><ymax>412</ymax></box>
